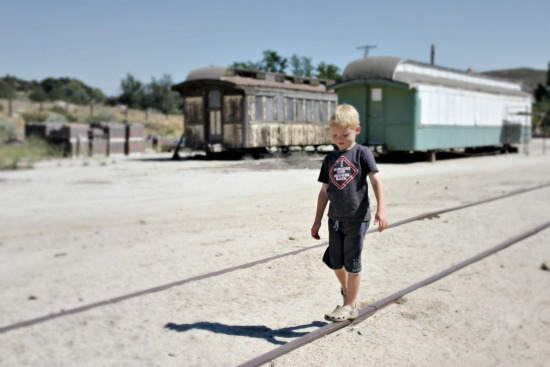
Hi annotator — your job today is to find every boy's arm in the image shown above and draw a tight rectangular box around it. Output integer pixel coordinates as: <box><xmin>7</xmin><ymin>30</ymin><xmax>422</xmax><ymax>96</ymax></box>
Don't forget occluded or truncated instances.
<box><xmin>311</xmin><ymin>183</ymin><xmax>329</xmax><ymax>239</ymax></box>
<box><xmin>368</xmin><ymin>172</ymin><xmax>388</xmax><ymax>232</ymax></box>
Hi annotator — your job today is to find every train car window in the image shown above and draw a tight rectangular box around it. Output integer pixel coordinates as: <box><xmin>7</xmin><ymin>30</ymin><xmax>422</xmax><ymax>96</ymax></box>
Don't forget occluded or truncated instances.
<box><xmin>210</xmin><ymin>110</ymin><xmax>221</xmax><ymax>137</ymax></box>
<box><xmin>255</xmin><ymin>96</ymin><xmax>264</xmax><ymax>121</ymax></box>
<box><xmin>320</xmin><ymin>101</ymin><xmax>329</xmax><ymax>123</ymax></box>
<box><xmin>296</xmin><ymin>99</ymin><xmax>304</xmax><ymax>122</ymax></box>
<box><xmin>330</xmin><ymin>101</ymin><xmax>336</xmax><ymax>117</ymax></box>
<box><xmin>208</xmin><ymin>90</ymin><xmax>222</xmax><ymax>108</ymax></box>
<box><xmin>266</xmin><ymin>97</ymin><xmax>274</xmax><ymax>122</ymax></box>
<box><xmin>306</xmin><ymin>100</ymin><xmax>313</xmax><ymax>123</ymax></box>
<box><xmin>286</xmin><ymin>98</ymin><xmax>295</xmax><ymax>122</ymax></box>
<box><xmin>313</xmin><ymin>100</ymin><xmax>321</xmax><ymax>122</ymax></box>
<box><xmin>209</xmin><ymin>90</ymin><xmax>221</xmax><ymax>108</ymax></box>
<box><xmin>371</xmin><ymin>88</ymin><xmax>382</xmax><ymax>101</ymax></box>
<box><xmin>277</xmin><ymin>96</ymin><xmax>285</xmax><ymax>122</ymax></box>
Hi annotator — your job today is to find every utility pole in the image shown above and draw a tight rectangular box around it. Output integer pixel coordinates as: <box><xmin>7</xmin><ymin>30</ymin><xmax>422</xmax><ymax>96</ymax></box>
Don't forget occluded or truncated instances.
<box><xmin>356</xmin><ymin>45</ymin><xmax>377</xmax><ymax>58</ymax></box>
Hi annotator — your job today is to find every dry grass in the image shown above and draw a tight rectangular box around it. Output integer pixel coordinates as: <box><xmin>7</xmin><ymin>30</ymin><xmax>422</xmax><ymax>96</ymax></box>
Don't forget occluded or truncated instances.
<box><xmin>0</xmin><ymin>98</ymin><xmax>184</xmax><ymax>139</ymax></box>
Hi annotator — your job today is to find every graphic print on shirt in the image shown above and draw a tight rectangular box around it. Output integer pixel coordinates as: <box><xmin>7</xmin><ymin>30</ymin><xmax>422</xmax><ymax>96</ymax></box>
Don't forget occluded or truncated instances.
<box><xmin>329</xmin><ymin>156</ymin><xmax>359</xmax><ymax>189</ymax></box>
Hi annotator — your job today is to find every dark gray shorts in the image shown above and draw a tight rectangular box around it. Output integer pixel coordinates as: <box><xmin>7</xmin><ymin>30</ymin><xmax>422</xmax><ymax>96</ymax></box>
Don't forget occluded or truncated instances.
<box><xmin>323</xmin><ymin>219</ymin><xmax>370</xmax><ymax>273</ymax></box>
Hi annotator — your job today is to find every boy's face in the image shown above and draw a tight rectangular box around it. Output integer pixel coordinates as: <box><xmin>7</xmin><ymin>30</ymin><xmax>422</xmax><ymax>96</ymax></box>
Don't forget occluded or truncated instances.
<box><xmin>330</xmin><ymin>125</ymin><xmax>360</xmax><ymax>151</ymax></box>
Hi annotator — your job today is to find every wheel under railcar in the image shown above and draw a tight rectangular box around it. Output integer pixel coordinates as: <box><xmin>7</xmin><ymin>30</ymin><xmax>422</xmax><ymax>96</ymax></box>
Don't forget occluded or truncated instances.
<box><xmin>171</xmin><ymin>67</ymin><xmax>338</xmax><ymax>156</ymax></box>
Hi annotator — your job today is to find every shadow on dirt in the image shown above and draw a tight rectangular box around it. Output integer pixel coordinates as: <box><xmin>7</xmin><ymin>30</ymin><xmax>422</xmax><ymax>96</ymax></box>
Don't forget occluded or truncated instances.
<box><xmin>164</xmin><ymin>320</ymin><xmax>327</xmax><ymax>345</ymax></box>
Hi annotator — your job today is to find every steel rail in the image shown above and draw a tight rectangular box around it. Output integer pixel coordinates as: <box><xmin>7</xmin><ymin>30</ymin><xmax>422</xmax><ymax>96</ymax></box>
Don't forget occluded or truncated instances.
<box><xmin>1</xmin><ymin>182</ymin><xmax>549</xmax><ymax>334</ymax></box>
<box><xmin>238</xmin><ymin>220</ymin><xmax>550</xmax><ymax>367</ymax></box>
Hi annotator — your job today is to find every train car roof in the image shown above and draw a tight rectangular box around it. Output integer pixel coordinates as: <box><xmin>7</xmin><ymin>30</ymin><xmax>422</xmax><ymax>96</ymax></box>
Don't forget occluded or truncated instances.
<box><xmin>173</xmin><ymin>67</ymin><xmax>335</xmax><ymax>94</ymax></box>
<box><xmin>333</xmin><ymin>57</ymin><xmax>530</xmax><ymax>97</ymax></box>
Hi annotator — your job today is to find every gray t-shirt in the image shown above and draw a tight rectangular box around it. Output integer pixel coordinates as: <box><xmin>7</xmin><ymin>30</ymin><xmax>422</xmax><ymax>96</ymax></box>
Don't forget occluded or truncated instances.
<box><xmin>318</xmin><ymin>144</ymin><xmax>379</xmax><ymax>222</ymax></box>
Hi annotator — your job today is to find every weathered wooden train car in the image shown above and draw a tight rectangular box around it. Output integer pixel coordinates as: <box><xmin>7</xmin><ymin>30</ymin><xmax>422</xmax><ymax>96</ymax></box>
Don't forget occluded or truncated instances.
<box><xmin>171</xmin><ymin>67</ymin><xmax>337</xmax><ymax>155</ymax></box>
<box><xmin>330</xmin><ymin>57</ymin><xmax>532</xmax><ymax>159</ymax></box>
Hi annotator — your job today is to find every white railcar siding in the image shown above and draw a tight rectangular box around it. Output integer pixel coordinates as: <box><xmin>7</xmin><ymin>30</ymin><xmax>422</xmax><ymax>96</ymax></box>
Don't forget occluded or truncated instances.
<box><xmin>417</xmin><ymin>84</ymin><xmax>531</xmax><ymax>127</ymax></box>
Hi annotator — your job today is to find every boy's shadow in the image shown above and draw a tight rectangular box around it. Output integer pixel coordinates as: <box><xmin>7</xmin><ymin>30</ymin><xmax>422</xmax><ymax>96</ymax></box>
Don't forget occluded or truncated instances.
<box><xmin>164</xmin><ymin>321</ymin><xmax>327</xmax><ymax>345</ymax></box>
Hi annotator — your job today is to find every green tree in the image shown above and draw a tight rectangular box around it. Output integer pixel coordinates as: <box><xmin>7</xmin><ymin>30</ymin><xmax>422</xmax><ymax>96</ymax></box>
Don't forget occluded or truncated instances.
<box><xmin>261</xmin><ymin>50</ymin><xmax>287</xmax><ymax>73</ymax></box>
<box><xmin>29</xmin><ymin>87</ymin><xmax>48</xmax><ymax>114</ymax></box>
<box><xmin>142</xmin><ymin>75</ymin><xmax>182</xmax><ymax>116</ymax></box>
<box><xmin>64</xmin><ymin>80</ymin><xmax>90</xmax><ymax>104</ymax></box>
<box><xmin>90</xmin><ymin>87</ymin><xmax>105</xmax><ymax>104</ymax></box>
<box><xmin>534</xmin><ymin>83</ymin><xmax>549</xmax><ymax>103</ymax></box>
<box><xmin>316</xmin><ymin>62</ymin><xmax>341</xmax><ymax>80</ymax></box>
<box><xmin>0</xmin><ymin>80</ymin><xmax>15</xmax><ymax>99</ymax></box>
<box><xmin>232</xmin><ymin>51</ymin><xmax>340</xmax><ymax>79</ymax></box>
<box><xmin>301</xmin><ymin>57</ymin><xmax>313</xmax><ymax>77</ymax></box>
<box><xmin>39</xmin><ymin>77</ymin><xmax>105</xmax><ymax>105</ymax></box>
<box><xmin>29</xmin><ymin>87</ymin><xmax>47</xmax><ymax>103</ymax></box>
<box><xmin>118</xmin><ymin>74</ymin><xmax>144</xmax><ymax>109</ymax></box>
<box><xmin>1</xmin><ymin>75</ymin><xmax>32</xmax><ymax>92</ymax></box>
<box><xmin>289</xmin><ymin>54</ymin><xmax>303</xmax><ymax>76</ymax></box>
<box><xmin>231</xmin><ymin>61</ymin><xmax>262</xmax><ymax>70</ymax></box>
<box><xmin>289</xmin><ymin>55</ymin><xmax>314</xmax><ymax>77</ymax></box>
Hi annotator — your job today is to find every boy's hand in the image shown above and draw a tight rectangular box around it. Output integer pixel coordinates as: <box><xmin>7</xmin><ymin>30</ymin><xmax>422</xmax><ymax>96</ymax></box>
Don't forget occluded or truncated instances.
<box><xmin>311</xmin><ymin>221</ymin><xmax>321</xmax><ymax>240</ymax></box>
<box><xmin>374</xmin><ymin>210</ymin><xmax>388</xmax><ymax>232</ymax></box>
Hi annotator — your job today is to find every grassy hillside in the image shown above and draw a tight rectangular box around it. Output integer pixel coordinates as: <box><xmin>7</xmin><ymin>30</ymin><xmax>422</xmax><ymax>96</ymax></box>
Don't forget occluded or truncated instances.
<box><xmin>482</xmin><ymin>68</ymin><xmax>547</xmax><ymax>94</ymax></box>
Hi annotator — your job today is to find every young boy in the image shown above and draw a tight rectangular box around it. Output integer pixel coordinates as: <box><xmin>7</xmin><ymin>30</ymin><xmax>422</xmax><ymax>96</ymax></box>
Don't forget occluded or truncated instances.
<box><xmin>311</xmin><ymin>104</ymin><xmax>387</xmax><ymax>322</ymax></box>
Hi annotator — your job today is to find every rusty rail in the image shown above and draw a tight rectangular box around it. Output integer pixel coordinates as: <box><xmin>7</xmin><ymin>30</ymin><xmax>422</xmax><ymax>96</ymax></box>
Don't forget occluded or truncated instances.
<box><xmin>238</xmin><ymin>220</ymin><xmax>550</xmax><ymax>367</ymax></box>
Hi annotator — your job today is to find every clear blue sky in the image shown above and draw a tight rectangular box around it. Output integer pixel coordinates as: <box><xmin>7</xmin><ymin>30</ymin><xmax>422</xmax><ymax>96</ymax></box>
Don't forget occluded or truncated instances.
<box><xmin>1</xmin><ymin>0</ymin><xmax>548</xmax><ymax>96</ymax></box>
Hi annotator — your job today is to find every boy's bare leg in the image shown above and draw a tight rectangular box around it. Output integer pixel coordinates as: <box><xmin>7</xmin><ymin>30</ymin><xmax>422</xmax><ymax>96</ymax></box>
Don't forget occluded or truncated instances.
<box><xmin>344</xmin><ymin>273</ymin><xmax>360</xmax><ymax>309</ymax></box>
<box><xmin>334</xmin><ymin>268</ymin><xmax>348</xmax><ymax>300</ymax></box>
<box><xmin>334</xmin><ymin>269</ymin><xmax>360</xmax><ymax>309</ymax></box>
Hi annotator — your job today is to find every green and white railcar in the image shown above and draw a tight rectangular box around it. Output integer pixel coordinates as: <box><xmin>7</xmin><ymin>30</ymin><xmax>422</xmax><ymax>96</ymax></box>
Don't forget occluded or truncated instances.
<box><xmin>330</xmin><ymin>57</ymin><xmax>532</xmax><ymax>156</ymax></box>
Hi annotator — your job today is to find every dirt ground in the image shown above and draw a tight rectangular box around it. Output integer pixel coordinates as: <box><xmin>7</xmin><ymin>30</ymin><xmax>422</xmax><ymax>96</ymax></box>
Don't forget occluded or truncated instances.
<box><xmin>1</xmin><ymin>139</ymin><xmax>549</xmax><ymax>366</ymax></box>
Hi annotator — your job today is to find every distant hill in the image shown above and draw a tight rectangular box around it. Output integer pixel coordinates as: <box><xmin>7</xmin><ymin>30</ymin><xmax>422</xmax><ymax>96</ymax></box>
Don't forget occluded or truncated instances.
<box><xmin>481</xmin><ymin>68</ymin><xmax>547</xmax><ymax>94</ymax></box>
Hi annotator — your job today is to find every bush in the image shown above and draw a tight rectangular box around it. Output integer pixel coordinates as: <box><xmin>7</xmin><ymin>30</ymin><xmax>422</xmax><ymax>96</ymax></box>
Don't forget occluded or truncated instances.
<box><xmin>49</xmin><ymin>105</ymin><xmax>67</xmax><ymax>114</ymax></box>
<box><xmin>80</xmin><ymin>110</ymin><xmax>117</xmax><ymax>124</ymax></box>
<box><xmin>64</xmin><ymin>112</ymin><xmax>78</xmax><ymax>122</ymax></box>
<box><xmin>21</xmin><ymin>112</ymin><xmax>48</xmax><ymax>123</ymax></box>
<box><xmin>0</xmin><ymin>136</ymin><xmax>62</xmax><ymax>170</ymax></box>
<box><xmin>45</xmin><ymin>114</ymin><xmax>68</xmax><ymax>123</ymax></box>
<box><xmin>80</xmin><ymin>115</ymin><xmax>104</xmax><ymax>124</ymax></box>
<box><xmin>159</xmin><ymin>126</ymin><xmax>176</xmax><ymax>136</ymax></box>
<box><xmin>0</xmin><ymin>120</ymin><xmax>17</xmax><ymax>141</ymax></box>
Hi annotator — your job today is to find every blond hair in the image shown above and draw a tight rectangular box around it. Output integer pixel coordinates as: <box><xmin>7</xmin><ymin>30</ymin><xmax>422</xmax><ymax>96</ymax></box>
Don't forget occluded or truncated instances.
<box><xmin>329</xmin><ymin>104</ymin><xmax>360</xmax><ymax>129</ymax></box>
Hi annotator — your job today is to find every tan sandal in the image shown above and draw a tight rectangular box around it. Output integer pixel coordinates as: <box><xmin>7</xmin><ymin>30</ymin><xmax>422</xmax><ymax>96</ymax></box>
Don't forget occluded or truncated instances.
<box><xmin>324</xmin><ymin>305</ymin><xmax>359</xmax><ymax>322</ymax></box>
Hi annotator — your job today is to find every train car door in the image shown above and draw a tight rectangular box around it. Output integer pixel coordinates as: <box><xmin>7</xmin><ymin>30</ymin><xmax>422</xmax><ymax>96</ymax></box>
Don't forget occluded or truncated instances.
<box><xmin>367</xmin><ymin>87</ymin><xmax>385</xmax><ymax>145</ymax></box>
<box><xmin>206</xmin><ymin>90</ymin><xmax>222</xmax><ymax>144</ymax></box>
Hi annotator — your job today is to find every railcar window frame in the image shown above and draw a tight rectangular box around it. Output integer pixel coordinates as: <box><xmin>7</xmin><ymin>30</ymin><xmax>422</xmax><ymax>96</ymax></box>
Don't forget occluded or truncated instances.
<box><xmin>265</xmin><ymin>96</ymin><xmax>275</xmax><ymax>122</ymax></box>
<box><xmin>255</xmin><ymin>96</ymin><xmax>264</xmax><ymax>122</ymax></box>
<box><xmin>277</xmin><ymin>95</ymin><xmax>285</xmax><ymax>122</ymax></box>
<box><xmin>296</xmin><ymin>98</ymin><xmax>304</xmax><ymax>123</ymax></box>
<box><xmin>286</xmin><ymin>97</ymin><xmax>295</xmax><ymax>122</ymax></box>
<box><xmin>207</xmin><ymin>90</ymin><xmax>222</xmax><ymax>140</ymax></box>
<box><xmin>320</xmin><ymin>100</ymin><xmax>329</xmax><ymax>123</ymax></box>
<box><xmin>313</xmin><ymin>100</ymin><xmax>321</xmax><ymax>123</ymax></box>
<box><xmin>305</xmin><ymin>100</ymin><xmax>313</xmax><ymax>123</ymax></box>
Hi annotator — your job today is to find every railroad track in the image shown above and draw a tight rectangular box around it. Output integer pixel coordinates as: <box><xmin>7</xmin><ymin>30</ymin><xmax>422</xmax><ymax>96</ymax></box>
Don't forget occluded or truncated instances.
<box><xmin>239</xmin><ymin>220</ymin><xmax>550</xmax><ymax>367</ymax></box>
<box><xmin>2</xmin><ymin>182</ymin><xmax>548</xmax><ymax>337</ymax></box>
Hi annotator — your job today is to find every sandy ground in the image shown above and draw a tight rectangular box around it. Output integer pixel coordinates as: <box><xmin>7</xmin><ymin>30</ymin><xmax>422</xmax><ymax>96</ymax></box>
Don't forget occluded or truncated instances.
<box><xmin>0</xmin><ymin>139</ymin><xmax>549</xmax><ymax>367</ymax></box>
